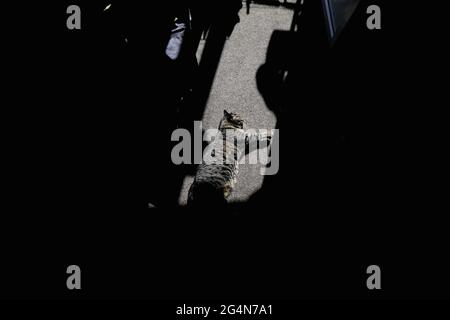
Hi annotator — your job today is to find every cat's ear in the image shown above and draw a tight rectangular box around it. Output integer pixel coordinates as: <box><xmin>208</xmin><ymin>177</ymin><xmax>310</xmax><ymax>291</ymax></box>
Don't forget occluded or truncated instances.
<box><xmin>224</xmin><ymin>110</ymin><xmax>230</xmax><ymax>117</ymax></box>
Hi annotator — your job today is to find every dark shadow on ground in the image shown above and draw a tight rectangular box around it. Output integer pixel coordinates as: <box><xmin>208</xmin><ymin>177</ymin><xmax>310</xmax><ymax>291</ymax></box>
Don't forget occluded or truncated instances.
<box><xmin>4</xmin><ymin>0</ymin><xmax>446</xmax><ymax>300</ymax></box>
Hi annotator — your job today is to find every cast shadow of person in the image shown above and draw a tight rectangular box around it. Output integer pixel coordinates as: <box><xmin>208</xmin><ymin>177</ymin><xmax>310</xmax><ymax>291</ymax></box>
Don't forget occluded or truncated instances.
<box><xmin>244</xmin><ymin>0</ymin><xmax>349</xmax><ymax>219</ymax></box>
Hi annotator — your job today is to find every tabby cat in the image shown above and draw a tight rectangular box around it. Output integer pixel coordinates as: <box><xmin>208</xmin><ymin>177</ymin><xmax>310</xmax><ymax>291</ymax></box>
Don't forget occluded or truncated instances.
<box><xmin>187</xmin><ymin>110</ymin><xmax>272</xmax><ymax>207</ymax></box>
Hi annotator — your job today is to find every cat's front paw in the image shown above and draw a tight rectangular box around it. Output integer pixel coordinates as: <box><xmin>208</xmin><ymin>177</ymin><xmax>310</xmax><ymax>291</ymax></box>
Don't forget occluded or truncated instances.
<box><xmin>259</xmin><ymin>130</ymin><xmax>274</xmax><ymax>145</ymax></box>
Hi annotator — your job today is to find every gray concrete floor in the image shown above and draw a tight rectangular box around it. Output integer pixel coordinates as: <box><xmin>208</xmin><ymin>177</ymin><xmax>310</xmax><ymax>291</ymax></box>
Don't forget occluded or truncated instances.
<box><xmin>179</xmin><ymin>3</ymin><xmax>294</xmax><ymax>205</ymax></box>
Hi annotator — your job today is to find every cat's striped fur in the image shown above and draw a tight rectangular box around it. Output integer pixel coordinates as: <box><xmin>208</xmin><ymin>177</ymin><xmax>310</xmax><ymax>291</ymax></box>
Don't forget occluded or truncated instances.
<box><xmin>187</xmin><ymin>110</ymin><xmax>272</xmax><ymax>207</ymax></box>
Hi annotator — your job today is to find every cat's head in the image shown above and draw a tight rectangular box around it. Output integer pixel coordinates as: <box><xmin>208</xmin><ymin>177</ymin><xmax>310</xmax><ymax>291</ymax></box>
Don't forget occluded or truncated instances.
<box><xmin>220</xmin><ymin>110</ymin><xmax>244</xmax><ymax>129</ymax></box>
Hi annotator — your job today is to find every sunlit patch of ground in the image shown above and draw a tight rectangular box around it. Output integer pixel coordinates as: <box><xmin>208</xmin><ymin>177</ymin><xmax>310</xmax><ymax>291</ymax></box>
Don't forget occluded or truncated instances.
<box><xmin>179</xmin><ymin>4</ymin><xmax>293</xmax><ymax>206</ymax></box>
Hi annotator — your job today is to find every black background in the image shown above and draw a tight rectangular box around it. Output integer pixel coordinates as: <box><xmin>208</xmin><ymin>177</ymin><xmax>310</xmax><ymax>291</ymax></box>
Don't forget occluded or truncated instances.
<box><xmin>1</xmin><ymin>0</ymin><xmax>448</xmax><ymax>303</ymax></box>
